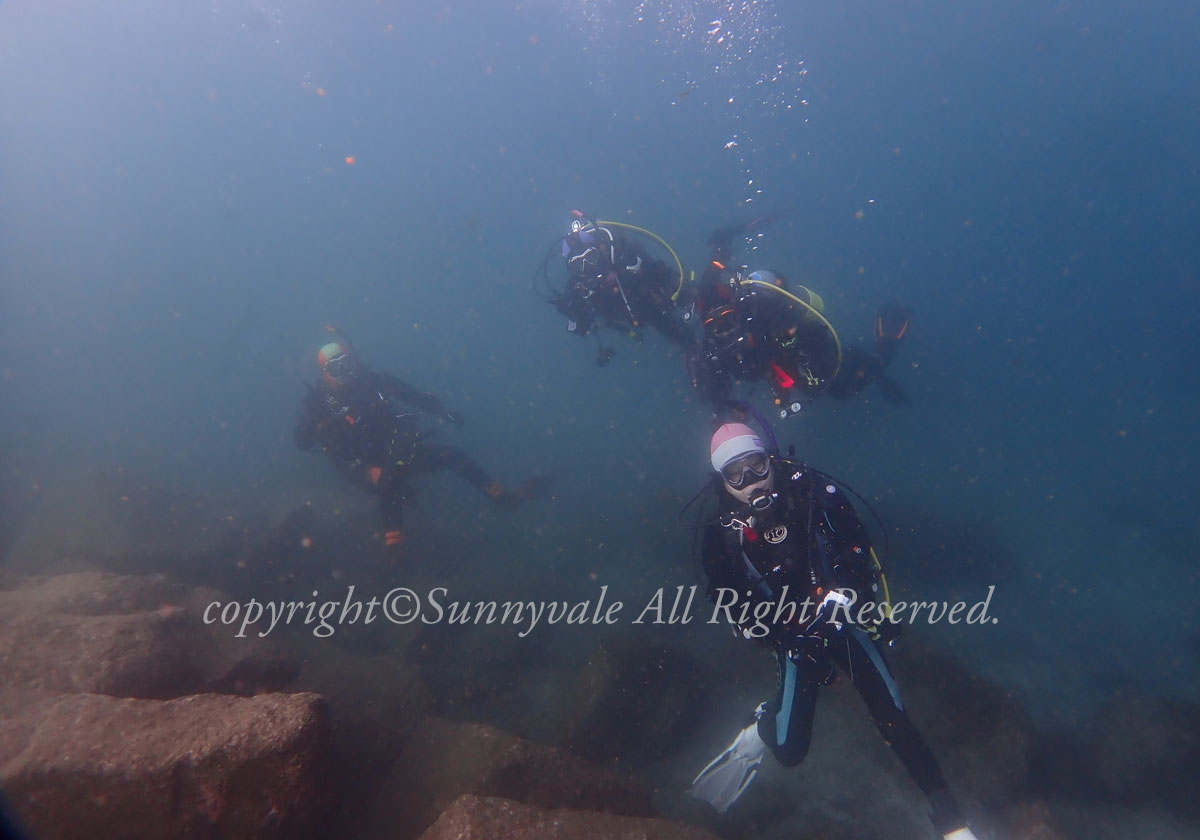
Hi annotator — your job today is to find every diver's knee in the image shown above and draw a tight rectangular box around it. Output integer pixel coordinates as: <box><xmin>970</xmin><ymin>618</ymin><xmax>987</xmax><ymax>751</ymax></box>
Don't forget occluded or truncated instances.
<box><xmin>758</xmin><ymin>717</ymin><xmax>811</xmax><ymax>767</ymax></box>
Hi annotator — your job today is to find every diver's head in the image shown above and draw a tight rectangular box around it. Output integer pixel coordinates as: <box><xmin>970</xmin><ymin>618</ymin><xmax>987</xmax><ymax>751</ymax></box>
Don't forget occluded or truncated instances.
<box><xmin>317</xmin><ymin>341</ymin><xmax>360</xmax><ymax>389</ymax></box>
<box><xmin>748</xmin><ymin>268</ymin><xmax>826</xmax><ymax>327</ymax></box>
<box><xmin>710</xmin><ymin>423</ymin><xmax>775</xmax><ymax>509</ymax></box>
<box><xmin>747</xmin><ymin>269</ymin><xmax>783</xmax><ymax>287</ymax></box>
<box><xmin>563</xmin><ymin>216</ymin><xmax>608</xmax><ymax>272</ymax></box>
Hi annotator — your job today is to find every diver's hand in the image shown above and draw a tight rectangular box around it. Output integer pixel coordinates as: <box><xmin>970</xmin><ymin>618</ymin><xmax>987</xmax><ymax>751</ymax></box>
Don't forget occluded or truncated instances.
<box><xmin>784</xmin><ymin>634</ymin><xmax>828</xmax><ymax>659</ymax></box>
<box><xmin>804</xmin><ymin>589</ymin><xmax>854</xmax><ymax>634</ymax></box>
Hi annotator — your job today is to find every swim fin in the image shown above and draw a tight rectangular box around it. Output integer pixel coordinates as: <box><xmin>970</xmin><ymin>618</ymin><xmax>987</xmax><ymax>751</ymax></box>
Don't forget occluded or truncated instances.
<box><xmin>943</xmin><ymin>829</ymin><xmax>980</xmax><ymax>840</ymax></box>
<box><xmin>688</xmin><ymin>722</ymin><xmax>767</xmax><ymax>814</ymax></box>
<box><xmin>874</xmin><ymin>303</ymin><xmax>912</xmax><ymax>343</ymax></box>
<box><xmin>873</xmin><ymin>303</ymin><xmax>912</xmax><ymax>367</ymax></box>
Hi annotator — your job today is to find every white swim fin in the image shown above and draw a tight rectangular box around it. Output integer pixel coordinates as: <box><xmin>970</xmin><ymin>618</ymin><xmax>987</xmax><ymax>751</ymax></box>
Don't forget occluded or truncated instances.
<box><xmin>688</xmin><ymin>722</ymin><xmax>767</xmax><ymax>814</ymax></box>
<box><xmin>943</xmin><ymin>828</ymin><xmax>979</xmax><ymax>840</ymax></box>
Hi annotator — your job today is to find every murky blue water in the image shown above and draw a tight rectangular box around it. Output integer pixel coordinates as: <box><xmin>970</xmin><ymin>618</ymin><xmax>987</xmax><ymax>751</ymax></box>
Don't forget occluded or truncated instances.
<box><xmin>2</xmin><ymin>0</ymin><xmax>1198</xmax><ymax>834</ymax></box>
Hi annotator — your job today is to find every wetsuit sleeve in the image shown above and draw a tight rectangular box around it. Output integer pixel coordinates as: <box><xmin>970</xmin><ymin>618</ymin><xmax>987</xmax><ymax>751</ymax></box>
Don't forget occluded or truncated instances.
<box><xmin>613</xmin><ymin>235</ymin><xmax>650</xmax><ymax>272</ymax></box>
<box><xmin>293</xmin><ymin>385</ymin><xmax>324</xmax><ymax>450</ymax></box>
<box><xmin>701</xmin><ymin>523</ymin><xmax>739</xmax><ymax>600</ymax></box>
<box><xmin>376</xmin><ymin>373</ymin><xmax>451</xmax><ymax>419</ymax></box>
<box><xmin>815</xmin><ymin>487</ymin><xmax>879</xmax><ymax>606</ymax></box>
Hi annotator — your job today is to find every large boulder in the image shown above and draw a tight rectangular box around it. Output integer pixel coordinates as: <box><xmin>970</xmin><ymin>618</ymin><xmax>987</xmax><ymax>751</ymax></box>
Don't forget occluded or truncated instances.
<box><xmin>1</xmin><ymin>691</ymin><xmax>332</xmax><ymax>840</ymax></box>
<box><xmin>0</xmin><ymin>572</ymin><xmax>299</xmax><ymax>699</ymax></box>
<box><xmin>0</xmin><ymin>574</ymin><xmax>207</xmax><ymax>698</ymax></box>
<box><xmin>418</xmin><ymin>794</ymin><xmax>721</xmax><ymax>840</ymax></box>
<box><xmin>363</xmin><ymin>717</ymin><xmax>653</xmax><ymax>839</ymax></box>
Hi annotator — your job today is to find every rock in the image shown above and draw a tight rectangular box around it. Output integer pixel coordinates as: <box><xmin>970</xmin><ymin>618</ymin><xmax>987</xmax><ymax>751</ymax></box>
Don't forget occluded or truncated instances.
<box><xmin>0</xmin><ymin>688</ymin><xmax>58</xmax><ymax>775</ymax></box>
<box><xmin>364</xmin><ymin>717</ymin><xmax>653</xmax><ymax>839</ymax></box>
<box><xmin>0</xmin><ymin>602</ymin><xmax>209</xmax><ymax>698</ymax></box>
<box><xmin>1023</xmin><ymin>800</ymin><xmax>1200</xmax><ymax>840</ymax></box>
<box><xmin>418</xmin><ymin>794</ymin><xmax>721</xmax><ymax>840</ymax></box>
<box><xmin>0</xmin><ymin>572</ymin><xmax>300</xmax><ymax>700</ymax></box>
<box><xmin>563</xmin><ymin>639</ymin><xmax>706</xmax><ymax>765</ymax></box>
<box><xmin>0</xmin><ymin>570</ymin><xmax>186</xmax><ymax>616</ymax></box>
<box><xmin>993</xmin><ymin>800</ymin><xmax>1071</xmax><ymax>840</ymax></box>
<box><xmin>1087</xmin><ymin>691</ymin><xmax>1200</xmax><ymax>817</ymax></box>
<box><xmin>0</xmin><ymin>691</ymin><xmax>332</xmax><ymax>840</ymax></box>
<box><xmin>891</xmin><ymin>640</ymin><xmax>1037</xmax><ymax>808</ymax></box>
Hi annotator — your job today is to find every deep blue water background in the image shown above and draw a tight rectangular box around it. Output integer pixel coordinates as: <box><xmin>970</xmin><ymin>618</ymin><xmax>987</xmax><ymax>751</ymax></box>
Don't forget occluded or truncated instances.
<box><xmin>2</xmin><ymin>0</ymin><xmax>1198</xmax><ymax>751</ymax></box>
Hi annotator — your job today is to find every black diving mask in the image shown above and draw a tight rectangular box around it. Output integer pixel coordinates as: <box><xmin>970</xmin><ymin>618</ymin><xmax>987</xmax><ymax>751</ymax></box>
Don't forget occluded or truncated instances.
<box><xmin>721</xmin><ymin>452</ymin><xmax>770</xmax><ymax>489</ymax></box>
<box><xmin>322</xmin><ymin>353</ymin><xmax>359</xmax><ymax>385</ymax></box>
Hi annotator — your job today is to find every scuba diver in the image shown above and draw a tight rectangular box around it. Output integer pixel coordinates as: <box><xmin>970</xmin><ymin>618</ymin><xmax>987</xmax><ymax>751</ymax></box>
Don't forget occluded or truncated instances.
<box><xmin>294</xmin><ymin>335</ymin><xmax>551</xmax><ymax>557</ymax></box>
<box><xmin>690</xmin><ymin>220</ymin><xmax>913</xmax><ymax>418</ymax></box>
<box><xmin>534</xmin><ymin>211</ymin><xmax>695</xmax><ymax>365</ymax></box>
<box><xmin>690</xmin><ymin>267</ymin><xmax>842</xmax><ymax>420</ymax></box>
<box><xmin>688</xmin><ymin>420</ymin><xmax>978</xmax><ymax>840</ymax></box>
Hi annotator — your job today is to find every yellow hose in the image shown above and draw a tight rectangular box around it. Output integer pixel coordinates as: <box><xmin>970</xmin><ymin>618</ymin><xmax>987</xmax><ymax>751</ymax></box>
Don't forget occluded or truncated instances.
<box><xmin>598</xmin><ymin>220</ymin><xmax>687</xmax><ymax>301</ymax></box>
<box><xmin>737</xmin><ymin>277</ymin><xmax>843</xmax><ymax>384</ymax></box>
<box><xmin>869</xmin><ymin>546</ymin><xmax>893</xmax><ymax>621</ymax></box>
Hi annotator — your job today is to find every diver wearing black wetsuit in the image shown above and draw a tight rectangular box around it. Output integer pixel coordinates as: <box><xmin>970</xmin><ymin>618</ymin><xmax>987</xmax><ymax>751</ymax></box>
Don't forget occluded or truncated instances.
<box><xmin>694</xmin><ymin>423</ymin><xmax>972</xmax><ymax>838</ymax></box>
<box><xmin>554</xmin><ymin>216</ymin><xmax>695</xmax><ymax>359</ymax></box>
<box><xmin>691</xmin><ymin>221</ymin><xmax>913</xmax><ymax>416</ymax></box>
<box><xmin>295</xmin><ymin>340</ymin><xmax>518</xmax><ymax>554</ymax></box>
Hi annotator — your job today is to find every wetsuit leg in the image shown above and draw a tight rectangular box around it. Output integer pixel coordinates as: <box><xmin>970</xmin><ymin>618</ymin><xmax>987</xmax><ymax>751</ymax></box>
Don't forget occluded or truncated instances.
<box><xmin>833</xmin><ymin>628</ymin><xmax>964</xmax><ymax>830</ymax></box>
<box><xmin>826</xmin><ymin>344</ymin><xmax>882</xmax><ymax>399</ymax></box>
<box><xmin>408</xmin><ymin>442</ymin><xmax>497</xmax><ymax>496</ymax></box>
<box><xmin>378</xmin><ymin>491</ymin><xmax>404</xmax><ymax>528</ymax></box>
<box><xmin>756</xmin><ymin>649</ymin><xmax>827</xmax><ymax>767</ymax></box>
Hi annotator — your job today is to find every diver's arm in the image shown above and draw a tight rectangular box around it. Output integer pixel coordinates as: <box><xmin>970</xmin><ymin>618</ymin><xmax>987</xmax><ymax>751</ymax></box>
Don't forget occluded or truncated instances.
<box><xmin>701</xmin><ymin>523</ymin><xmax>740</xmax><ymax>600</ymax></box>
<box><xmin>293</xmin><ymin>385</ymin><xmax>324</xmax><ymax>450</ymax></box>
<box><xmin>816</xmin><ymin>490</ymin><xmax>879</xmax><ymax>604</ymax></box>
<box><xmin>376</xmin><ymin>373</ymin><xmax>458</xmax><ymax>424</ymax></box>
<box><xmin>613</xmin><ymin>234</ymin><xmax>649</xmax><ymax>274</ymax></box>
<box><xmin>563</xmin><ymin>283</ymin><xmax>596</xmax><ymax>336</ymax></box>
